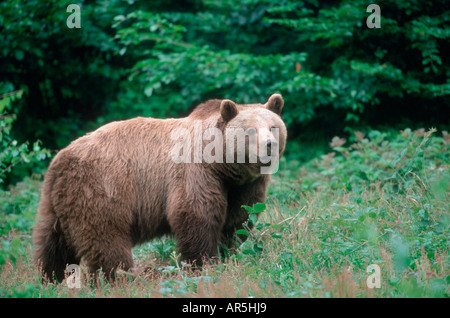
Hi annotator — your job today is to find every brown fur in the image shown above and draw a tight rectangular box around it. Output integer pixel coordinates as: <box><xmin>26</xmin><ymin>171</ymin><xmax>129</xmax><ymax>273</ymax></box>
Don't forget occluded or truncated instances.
<box><xmin>32</xmin><ymin>94</ymin><xmax>287</xmax><ymax>282</ymax></box>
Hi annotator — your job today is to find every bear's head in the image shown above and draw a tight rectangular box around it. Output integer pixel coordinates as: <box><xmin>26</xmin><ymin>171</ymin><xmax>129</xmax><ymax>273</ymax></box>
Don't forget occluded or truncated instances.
<box><xmin>218</xmin><ymin>94</ymin><xmax>287</xmax><ymax>176</ymax></box>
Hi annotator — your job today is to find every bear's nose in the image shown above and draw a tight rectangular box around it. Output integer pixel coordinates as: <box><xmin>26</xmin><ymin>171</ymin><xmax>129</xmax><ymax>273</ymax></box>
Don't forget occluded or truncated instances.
<box><xmin>265</xmin><ymin>139</ymin><xmax>278</xmax><ymax>155</ymax></box>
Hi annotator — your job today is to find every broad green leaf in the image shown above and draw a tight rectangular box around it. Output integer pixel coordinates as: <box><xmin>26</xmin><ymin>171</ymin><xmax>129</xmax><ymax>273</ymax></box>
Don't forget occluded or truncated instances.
<box><xmin>249</xmin><ymin>214</ymin><xmax>258</xmax><ymax>225</ymax></box>
<box><xmin>236</xmin><ymin>229</ymin><xmax>249</xmax><ymax>237</ymax></box>
<box><xmin>252</xmin><ymin>202</ymin><xmax>266</xmax><ymax>214</ymax></box>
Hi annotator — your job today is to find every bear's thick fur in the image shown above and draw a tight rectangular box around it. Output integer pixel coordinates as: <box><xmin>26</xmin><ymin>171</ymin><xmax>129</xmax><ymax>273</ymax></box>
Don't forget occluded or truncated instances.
<box><xmin>32</xmin><ymin>94</ymin><xmax>287</xmax><ymax>282</ymax></box>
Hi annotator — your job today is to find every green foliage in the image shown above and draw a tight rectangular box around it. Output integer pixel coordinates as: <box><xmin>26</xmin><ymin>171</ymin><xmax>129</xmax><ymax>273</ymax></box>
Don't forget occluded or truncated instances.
<box><xmin>259</xmin><ymin>127</ymin><xmax>449</xmax><ymax>296</ymax></box>
<box><xmin>299</xmin><ymin>127</ymin><xmax>449</xmax><ymax>194</ymax></box>
<box><xmin>0</xmin><ymin>176</ymin><xmax>40</xmax><ymax>274</ymax></box>
<box><xmin>235</xmin><ymin>203</ymin><xmax>267</xmax><ymax>256</ymax></box>
<box><xmin>133</xmin><ymin>236</ymin><xmax>178</xmax><ymax>263</ymax></box>
<box><xmin>0</xmin><ymin>0</ymin><xmax>129</xmax><ymax>149</ymax></box>
<box><xmin>111</xmin><ymin>0</ymin><xmax>449</xmax><ymax>128</ymax></box>
<box><xmin>0</xmin><ymin>177</ymin><xmax>41</xmax><ymax>237</ymax></box>
<box><xmin>0</xmin><ymin>90</ymin><xmax>50</xmax><ymax>185</ymax></box>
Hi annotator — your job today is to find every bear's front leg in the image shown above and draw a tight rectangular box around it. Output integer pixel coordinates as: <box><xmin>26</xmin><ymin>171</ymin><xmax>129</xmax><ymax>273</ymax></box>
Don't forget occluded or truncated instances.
<box><xmin>170</xmin><ymin>200</ymin><xmax>227</xmax><ymax>266</ymax></box>
<box><xmin>168</xmin><ymin>176</ymin><xmax>228</xmax><ymax>267</ymax></box>
<box><xmin>220</xmin><ymin>176</ymin><xmax>270</xmax><ymax>256</ymax></box>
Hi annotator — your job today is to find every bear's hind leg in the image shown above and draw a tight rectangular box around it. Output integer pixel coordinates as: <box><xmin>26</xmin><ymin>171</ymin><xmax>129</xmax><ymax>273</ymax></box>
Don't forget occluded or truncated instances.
<box><xmin>33</xmin><ymin>216</ymin><xmax>80</xmax><ymax>283</ymax></box>
<box><xmin>83</xmin><ymin>236</ymin><xmax>134</xmax><ymax>281</ymax></box>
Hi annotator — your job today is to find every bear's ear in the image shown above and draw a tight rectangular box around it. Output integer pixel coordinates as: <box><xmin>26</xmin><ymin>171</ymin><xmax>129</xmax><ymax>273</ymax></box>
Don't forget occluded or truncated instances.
<box><xmin>265</xmin><ymin>94</ymin><xmax>284</xmax><ymax>115</ymax></box>
<box><xmin>220</xmin><ymin>99</ymin><xmax>239</xmax><ymax>122</ymax></box>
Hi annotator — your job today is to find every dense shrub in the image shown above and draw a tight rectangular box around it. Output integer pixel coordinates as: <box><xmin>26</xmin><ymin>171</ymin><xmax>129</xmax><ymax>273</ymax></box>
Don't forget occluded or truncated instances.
<box><xmin>0</xmin><ymin>90</ymin><xmax>50</xmax><ymax>186</ymax></box>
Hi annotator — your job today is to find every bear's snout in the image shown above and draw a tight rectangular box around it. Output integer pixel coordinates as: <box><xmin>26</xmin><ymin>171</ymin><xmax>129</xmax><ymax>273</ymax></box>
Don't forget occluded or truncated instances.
<box><xmin>264</xmin><ymin>139</ymin><xmax>278</xmax><ymax>156</ymax></box>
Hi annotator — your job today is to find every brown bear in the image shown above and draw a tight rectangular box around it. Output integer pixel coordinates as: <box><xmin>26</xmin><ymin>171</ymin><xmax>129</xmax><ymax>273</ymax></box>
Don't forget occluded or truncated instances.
<box><xmin>32</xmin><ymin>94</ymin><xmax>287</xmax><ymax>282</ymax></box>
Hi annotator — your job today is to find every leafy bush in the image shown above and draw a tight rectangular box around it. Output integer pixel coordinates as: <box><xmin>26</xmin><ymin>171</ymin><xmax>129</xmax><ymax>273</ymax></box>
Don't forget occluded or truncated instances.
<box><xmin>0</xmin><ymin>0</ymin><xmax>130</xmax><ymax>149</ymax></box>
<box><xmin>299</xmin><ymin>127</ymin><xmax>449</xmax><ymax>193</ymax></box>
<box><xmin>0</xmin><ymin>90</ymin><xmax>50</xmax><ymax>186</ymax></box>
<box><xmin>0</xmin><ymin>175</ymin><xmax>41</xmax><ymax>274</ymax></box>
<box><xmin>112</xmin><ymin>0</ymin><xmax>449</xmax><ymax>130</ymax></box>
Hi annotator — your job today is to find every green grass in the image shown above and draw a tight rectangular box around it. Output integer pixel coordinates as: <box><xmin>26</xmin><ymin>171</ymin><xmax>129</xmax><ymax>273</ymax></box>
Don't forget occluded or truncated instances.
<box><xmin>0</xmin><ymin>128</ymin><xmax>449</xmax><ymax>297</ymax></box>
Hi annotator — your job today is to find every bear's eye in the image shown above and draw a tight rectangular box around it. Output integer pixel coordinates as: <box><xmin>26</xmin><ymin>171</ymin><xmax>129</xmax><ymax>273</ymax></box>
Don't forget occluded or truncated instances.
<box><xmin>271</xmin><ymin>126</ymin><xmax>277</xmax><ymax>131</ymax></box>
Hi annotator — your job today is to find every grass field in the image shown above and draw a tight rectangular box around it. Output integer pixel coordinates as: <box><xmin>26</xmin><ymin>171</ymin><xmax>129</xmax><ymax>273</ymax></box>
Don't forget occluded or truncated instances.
<box><xmin>0</xmin><ymin>128</ymin><xmax>448</xmax><ymax>298</ymax></box>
